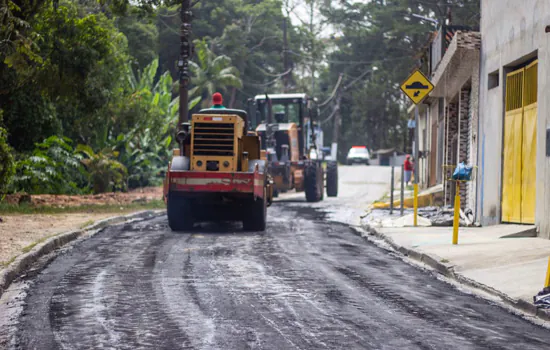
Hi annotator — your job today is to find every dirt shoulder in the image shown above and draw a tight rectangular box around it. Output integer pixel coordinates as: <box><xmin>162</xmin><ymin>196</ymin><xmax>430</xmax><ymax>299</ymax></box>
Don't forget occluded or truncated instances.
<box><xmin>0</xmin><ymin>187</ymin><xmax>164</xmax><ymax>267</ymax></box>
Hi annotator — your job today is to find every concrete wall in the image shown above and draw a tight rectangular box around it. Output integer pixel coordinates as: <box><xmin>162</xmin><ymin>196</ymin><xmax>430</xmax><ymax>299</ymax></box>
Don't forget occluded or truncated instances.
<box><xmin>478</xmin><ymin>0</ymin><xmax>550</xmax><ymax>237</ymax></box>
<box><xmin>427</xmin><ymin>99</ymin><xmax>439</xmax><ymax>187</ymax></box>
<box><xmin>419</xmin><ymin>105</ymin><xmax>429</xmax><ymax>188</ymax></box>
<box><xmin>408</xmin><ymin>104</ymin><xmax>429</xmax><ymax>188</ymax></box>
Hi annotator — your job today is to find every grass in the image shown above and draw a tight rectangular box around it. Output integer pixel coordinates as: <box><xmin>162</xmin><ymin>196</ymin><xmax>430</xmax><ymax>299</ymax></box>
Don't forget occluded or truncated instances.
<box><xmin>0</xmin><ymin>200</ymin><xmax>165</xmax><ymax>215</ymax></box>
<box><xmin>79</xmin><ymin>220</ymin><xmax>95</xmax><ymax>229</ymax></box>
<box><xmin>21</xmin><ymin>237</ymin><xmax>49</xmax><ymax>253</ymax></box>
<box><xmin>440</xmin><ymin>258</ymin><xmax>450</xmax><ymax>263</ymax></box>
<box><xmin>1</xmin><ymin>232</ymin><xmax>61</xmax><ymax>268</ymax></box>
<box><xmin>0</xmin><ymin>255</ymin><xmax>17</xmax><ymax>268</ymax></box>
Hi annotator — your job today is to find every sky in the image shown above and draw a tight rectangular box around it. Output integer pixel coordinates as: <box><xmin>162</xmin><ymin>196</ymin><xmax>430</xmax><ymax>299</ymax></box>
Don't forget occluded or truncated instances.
<box><xmin>286</xmin><ymin>0</ymin><xmax>335</xmax><ymax>38</ymax></box>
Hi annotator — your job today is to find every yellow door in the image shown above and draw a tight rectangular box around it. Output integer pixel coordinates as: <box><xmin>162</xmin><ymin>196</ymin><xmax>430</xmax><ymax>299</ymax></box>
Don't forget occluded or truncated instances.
<box><xmin>501</xmin><ymin>61</ymin><xmax>538</xmax><ymax>224</ymax></box>
<box><xmin>521</xmin><ymin>61</ymin><xmax>538</xmax><ymax>224</ymax></box>
<box><xmin>502</xmin><ymin>68</ymin><xmax>524</xmax><ymax>223</ymax></box>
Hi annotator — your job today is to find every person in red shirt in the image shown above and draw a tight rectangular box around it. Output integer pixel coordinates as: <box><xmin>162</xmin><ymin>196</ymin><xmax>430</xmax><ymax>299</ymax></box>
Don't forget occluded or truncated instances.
<box><xmin>404</xmin><ymin>155</ymin><xmax>414</xmax><ymax>186</ymax></box>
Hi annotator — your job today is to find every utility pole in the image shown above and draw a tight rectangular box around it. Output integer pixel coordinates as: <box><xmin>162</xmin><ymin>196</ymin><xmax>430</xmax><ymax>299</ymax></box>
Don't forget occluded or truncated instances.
<box><xmin>283</xmin><ymin>17</ymin><xmax>290</xmax><ymax>93</ymax></box>
<box><xmin>178</xmin><ymin>0</ymin><xmax>193</xmax><ymax>127</ymax></box>
<box><xmin>331</xmin><ymin>88</ymin><xmax>342</xmax><ymax>161</ymax></box>
<box><xmin>330</xmin><ymin>67</ymin><xmax>376</xmax><ymax>160</ymax></box>
<box><xmin>310</xmin><ymin>0</ymin><xmax>315</xmax><ymax>95</ymax></box>
<box><xmin>413</xmin><ymin>104</ymin><xmax>420</xmax><ymax>226</ymax></box>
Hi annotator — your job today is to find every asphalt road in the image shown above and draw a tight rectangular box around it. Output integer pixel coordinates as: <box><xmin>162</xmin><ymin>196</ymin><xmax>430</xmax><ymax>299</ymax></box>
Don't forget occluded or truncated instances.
<box><xmin>2</xmin><ymin>166</ymin><xmax>550</xmax><ymax>349</ymax></box>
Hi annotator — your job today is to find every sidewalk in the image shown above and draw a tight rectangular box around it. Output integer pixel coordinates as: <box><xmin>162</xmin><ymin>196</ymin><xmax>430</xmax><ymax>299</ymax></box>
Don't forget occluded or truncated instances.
<box><xmin>361</xmin><ymin>209</ymin><xmax>550</xmax><ymax>319</ymax></box>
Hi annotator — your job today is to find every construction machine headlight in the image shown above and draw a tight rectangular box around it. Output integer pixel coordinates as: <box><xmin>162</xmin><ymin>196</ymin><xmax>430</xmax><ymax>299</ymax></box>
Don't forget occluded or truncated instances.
<box><xmin>197</xmin><ymin>160</ymin><xmax>203</xmax><ymax>167</ymax></box>
<box><xmin>223</xmin><ymin>161</ymin><xmax>230</xmax><ymax>167</ymax></box>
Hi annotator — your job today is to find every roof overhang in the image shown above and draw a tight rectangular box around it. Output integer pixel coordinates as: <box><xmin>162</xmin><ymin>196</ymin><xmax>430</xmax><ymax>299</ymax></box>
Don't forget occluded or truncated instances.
<box><xmin>429</xmin><ymin>31</ymin><xmax>481</xmax><ymax>99</ymax></box>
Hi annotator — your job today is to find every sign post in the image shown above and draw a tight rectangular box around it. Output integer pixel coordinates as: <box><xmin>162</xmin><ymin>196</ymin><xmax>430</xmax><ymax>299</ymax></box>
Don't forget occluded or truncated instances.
<box><xmin>400</xmin><ymin>69</ymin><xmax>434</xmax><ymax>227</ymax></box>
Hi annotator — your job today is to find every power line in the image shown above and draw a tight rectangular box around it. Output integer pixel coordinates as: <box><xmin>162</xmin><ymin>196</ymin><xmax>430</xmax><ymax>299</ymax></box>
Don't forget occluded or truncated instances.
<box><xmin>251</xmin><ymin>64</ymin><xmax>293</xmax><ymax>78</ymax></box>
<box><xmin>318</xmin><ymin>73</ymin><xmax>343</xmax><ymax>107</ymax></box>
<box><xmin>319</xmin><ymin>108</ymin><xmax>337</xmax><ymax>126</ymax></box>
<box><xmin>343</xmin><ymin>66</ymin><xmax>376</xmax><ymax>91</ymax></box>
<box><xmin>285</xmin><ymin>50</ymin><xmax>411</xmax><ymax>65</ymax></box>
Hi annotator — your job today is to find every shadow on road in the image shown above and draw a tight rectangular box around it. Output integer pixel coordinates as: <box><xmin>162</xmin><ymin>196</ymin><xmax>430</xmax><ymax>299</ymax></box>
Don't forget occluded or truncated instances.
<box><xmin>170</xmin><ymin>221</ymin><xmax>267</xmax><ymax>236</ymax></box>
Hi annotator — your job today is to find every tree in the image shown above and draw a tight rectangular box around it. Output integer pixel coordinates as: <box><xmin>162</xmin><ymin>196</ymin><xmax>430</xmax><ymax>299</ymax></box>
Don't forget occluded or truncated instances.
<box><xmin>318</xmin><ymin>0</ymin><xmax>479</xmax><ymax>160</ymax></box>
<box><xmin>188</xmin><ymin>39</ymin><xmax>242</xmax><ymax>109</ymax></box>
<box><xmin>32</xmin><ymin>3</ymin><xmax>130</xmax><ymax>145</ymax></box>
<box><xmin>117</xmin><ymin>11</ymin><xmax>159</xmax><ymax>73</ymax></box>
<box><xmin>1</xmin><ymin>1</ymin><xmax>131</xmax><ymax>151</ymax></box>
<box><xmin>0</xmin><ymin>120</ymin><xmax>15</xmax><ymax>194</ymax></box>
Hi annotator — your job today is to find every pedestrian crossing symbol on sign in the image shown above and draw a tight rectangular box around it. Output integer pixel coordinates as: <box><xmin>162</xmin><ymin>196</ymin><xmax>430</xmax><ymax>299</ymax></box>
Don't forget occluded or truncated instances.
<box><xmin>400</xmin><ymin>69</ymin><xmax>434</xmax><ymax>105</ymax></box>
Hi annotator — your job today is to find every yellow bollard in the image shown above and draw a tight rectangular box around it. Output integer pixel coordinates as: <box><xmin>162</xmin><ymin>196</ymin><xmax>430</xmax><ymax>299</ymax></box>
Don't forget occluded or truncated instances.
<box><xmin>545</xmin><ymin>257</ymin><xmax>550</xmax><ymax>288</ymax></box>
<box><xmin>452</xmin><ymin>182</ymin><xmax>460</xmax><ymax>245</ymax></box>
<box><xmin>413</xmin><ymin>184</ymin><xmax>418</xmax><ymax>227</ymax></box>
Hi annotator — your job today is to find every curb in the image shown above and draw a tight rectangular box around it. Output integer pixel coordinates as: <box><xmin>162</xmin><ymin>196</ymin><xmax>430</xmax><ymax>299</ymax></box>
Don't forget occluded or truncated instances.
<box><xmin>0</xmin><ymin>209</ymin><xmax>166</xmax><ymax>298</ymax></box>
<box><xmin>360</xmin><ymin>221</ymin><xmax>550</xmax><ymax>322</ymax></box>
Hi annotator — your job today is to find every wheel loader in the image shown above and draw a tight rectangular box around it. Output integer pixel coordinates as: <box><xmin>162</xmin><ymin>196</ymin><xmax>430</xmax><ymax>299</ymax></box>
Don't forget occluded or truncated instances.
<box><xmin>163</xmin><ymin>1</ymin><xmax>273</xmax><ymax>231</ymax></box>
<box><xmin>248</xmin><ymin>93</ymin><xmax>338</xmax><ymax>202</ymax></box>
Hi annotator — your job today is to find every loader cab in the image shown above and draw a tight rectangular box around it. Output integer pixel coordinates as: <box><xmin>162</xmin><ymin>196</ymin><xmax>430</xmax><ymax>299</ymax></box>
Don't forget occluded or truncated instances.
<box><xmin>250</xmin><ymin>93</ymin><xmax>318</xmax><ymax>157</ymax></box>
<box><xmin>256</xmin><ymin>123</ymin><xmax>299</xmax><ymax>162</ymax></box>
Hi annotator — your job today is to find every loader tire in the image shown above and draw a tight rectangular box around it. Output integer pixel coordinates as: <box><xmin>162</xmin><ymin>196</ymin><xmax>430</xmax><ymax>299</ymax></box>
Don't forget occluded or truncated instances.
<box><xmin>326</xmin><ymin>161</ymin><xmax>338</xmax><ymax>197</ymax></box>
<box><xmin>243</xmin><ymin>188</ymin><xmax>267</xmax><ymax>231</ymax></box>
<box><xmin>167</xmin><ymin>195</ymin><xmax>194</xmax><ymax>231</ymax></box>
<box><xmin>305</xmin><ymin>163</ymin><xmax>322</xmax><ymax>202</ymax></box>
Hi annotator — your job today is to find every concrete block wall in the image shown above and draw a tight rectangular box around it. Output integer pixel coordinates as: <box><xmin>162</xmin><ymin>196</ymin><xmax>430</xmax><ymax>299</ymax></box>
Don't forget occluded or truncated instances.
<box><xmin>444</xmin><ymin>101</ymin><xmax>458</xmax><ymax>205</ymax></box>
<box><xmin>457</xmin><ymin>32</ymin><xmax>481</xmax><ymax>51</ymax></box>
<box><xmin>459</xmin><ymin>89</ymin><xmax>471</xmax><ymax>210</ymax></box>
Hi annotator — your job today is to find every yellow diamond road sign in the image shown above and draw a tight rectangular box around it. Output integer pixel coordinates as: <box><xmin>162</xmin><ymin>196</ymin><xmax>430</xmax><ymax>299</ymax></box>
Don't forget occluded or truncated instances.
<box><xmin>400</xmin><ymin>69</ymin><xmax>434</xmax><ymax>105</ymax></box>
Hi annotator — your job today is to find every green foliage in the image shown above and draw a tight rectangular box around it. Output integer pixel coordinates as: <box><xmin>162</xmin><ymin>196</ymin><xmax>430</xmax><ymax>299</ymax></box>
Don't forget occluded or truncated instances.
<box><xmin>189</xmin><ymin>39</ymin><xmax>242</xmax><ymax>109</ymax></box>
<box><xmin>9</xmin><ymin>136</ymin><xmax>86</xmax><ymax>194</ymax></box>
<box><xmin>32</xmin><ymin>3</ymin><xmax>130</xmax><ymax>145</ymax></box>
<box><xmin>0</xmin><ymin>125</ymin><xmax>15</xmax><ymax>194</ymax></box>
<box><xmin>1</xmin><ymin>88</ymin><xmax>61</xmax><ymax>151</ymax></box>
<box><xmin>117</xmin><ymin>11</ymin><xmax>159</xmax><ymax>73</ymax></box>
<box><xmin>0</xmin><ymin>0</ymin><xmax>44</xmax><ymax>83</ymax></box>
<box><xmin>110</xmin><ymin>58</ymin><xmax>199</xmax><ymax>189</ymax></box>
<box><xmin>77</xmin><ymin>144</ymin><xmax>128</xmax><ymax>193</ymax></box>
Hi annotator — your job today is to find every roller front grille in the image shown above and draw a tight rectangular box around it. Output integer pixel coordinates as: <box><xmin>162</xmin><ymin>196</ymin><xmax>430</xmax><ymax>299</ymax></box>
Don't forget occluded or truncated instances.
<box><xmin>193</xmin><ymin>122</ymin><xmax>235</xmax><ymax>156</ymax></box>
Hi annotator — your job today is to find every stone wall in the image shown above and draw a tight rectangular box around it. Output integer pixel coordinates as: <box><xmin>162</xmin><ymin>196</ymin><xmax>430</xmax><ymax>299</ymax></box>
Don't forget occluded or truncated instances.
<box><xmin>444</xmin><ymin>100</ymin><xmax>458</xmax><ymax>205</ymax></box>
<box><xmin>459</xmin><ymin>89</ymin><xmax>471</xmax><ymax>209</ymax></box>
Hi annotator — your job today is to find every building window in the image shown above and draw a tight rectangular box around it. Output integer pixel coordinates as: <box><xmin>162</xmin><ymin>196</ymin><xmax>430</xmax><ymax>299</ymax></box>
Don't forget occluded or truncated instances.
<box><xmin>488</xmin><ymin>70</ymin><xmax>499</xmax><ymax>89</ymax></box>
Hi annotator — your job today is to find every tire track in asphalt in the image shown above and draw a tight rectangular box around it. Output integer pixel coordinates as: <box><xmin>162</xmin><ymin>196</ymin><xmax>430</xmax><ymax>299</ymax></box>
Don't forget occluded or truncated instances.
<box><xmin>258</xmin><ymin>206</ymin><xmax>442</xmax><ymax>349</ymax></box>
<box><xmin>8</xmin><ymin>204</ymin><xmax>550</xmax><ymax>350</ymax></box>
<box><xmin>18</xmin><ymin>220</ymin><xmax>191</xmax><ymax>350</ymax></box>
<box><xmin>158</xmin><ymin>226</ymin><xmax>326</xmax><ymax>349</ymax></box>
<box><xmin>279</xmin><ymin>205</ymin><xmax>550</xmax><ymax>350</ymax></box>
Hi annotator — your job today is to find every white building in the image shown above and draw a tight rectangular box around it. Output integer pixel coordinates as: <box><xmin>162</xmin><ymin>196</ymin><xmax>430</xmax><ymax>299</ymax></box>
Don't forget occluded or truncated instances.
<box><xmin>478</xmin><ymin>1</ymin><xmax>550</xmax><ymax>238</ymax></box>
<box><xmin>407</xmin><ymin>27</ymin><xmax>480</xmax><ymax>214</ymax></box>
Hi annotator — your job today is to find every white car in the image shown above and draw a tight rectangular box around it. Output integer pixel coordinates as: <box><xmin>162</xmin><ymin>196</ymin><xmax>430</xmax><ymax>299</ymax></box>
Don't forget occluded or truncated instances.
<box><xmin>346</xmin><ymin>146</ymin><xmax>370</xmax><ymax>165</ymax></box>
